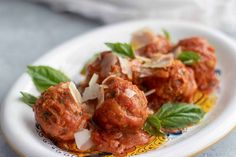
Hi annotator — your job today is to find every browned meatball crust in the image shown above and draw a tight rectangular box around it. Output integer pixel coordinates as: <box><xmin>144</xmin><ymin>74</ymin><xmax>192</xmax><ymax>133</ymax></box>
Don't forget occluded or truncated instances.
<box><xmin>141</xmin><ymin>60</ymin><xmax>197</xmax><ymax>110</ymax></box>
<box><xmin>176</xmin><ymin>37</ymin><xmax>218</xmax><ymax>93</ymax></box>
<box><xmin>91</xmin><ymin>129</ymin><xmax>150</xmax><ymax>155</ymax></box>
<box><xmin>93</xmin><ymin>76</ymin><xmax>148</xmax><ymax>131</ymax></box>
<box><xmin>33</xmin><ymin>82</ymin><xmax>89</xmax><ymax>141</ymax></box>
<box><xmin>84</xmin><ymin>51</ymin><xmax>127</xmax><ymax>84</ymax></box>
<box><xmin>136</xmin><ymin>35</ymin><xmax>172</xmax><ymax>58</ymax></box>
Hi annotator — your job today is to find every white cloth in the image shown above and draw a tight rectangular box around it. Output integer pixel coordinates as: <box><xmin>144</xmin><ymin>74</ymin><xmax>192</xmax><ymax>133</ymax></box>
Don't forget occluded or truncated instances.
<box><xmin>31</xmin><ymin>0</ymin><xmax>236</xmax><ymax>34</ymax></box>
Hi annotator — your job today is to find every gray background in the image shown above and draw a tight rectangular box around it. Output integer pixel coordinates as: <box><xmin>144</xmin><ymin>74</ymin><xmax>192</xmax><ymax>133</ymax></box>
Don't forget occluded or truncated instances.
<box><xmin>0</xmin><ymin>0</ymin><xmax>235</xmax><ymax>156</ymax></box>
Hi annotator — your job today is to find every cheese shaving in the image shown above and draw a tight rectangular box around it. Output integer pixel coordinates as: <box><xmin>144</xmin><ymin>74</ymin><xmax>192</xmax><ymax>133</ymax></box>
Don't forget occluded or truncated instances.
<box><xmin>139</xmin><ymin>68</ymin><xmax>153</xmax><ymax>78</ymax></box>
<box><xmin>131</xmin><ymin>28</ymin><xmax>157</xmax><ymax>50</ymax></box>
<box><xmin>101</xmin><ymin>75</ymin><xmax>117</xmax><ymax>85</ymax></box>
<box><xmin>136</xmin><ymin>55</ymin><xmax>151</xmax><ymax>63</ymax></box>
<box><xmin>118</xmin><ymin>56</ymin><xmax>132</xmax><ymax>79</ymax></box>
<box><xmin>142</xmin><ymin>53</ymin><xmax>174</xmax><ymax>68</ymax></box>
<box><xmin>125</xmin><ymin>88</ymin><xmax>136</xmax><ymax>98</ymax></box>
<box><xmin>82</xmin><ymin>74</ymin><xmax>100</xmax><ymax>102</ymax></box>
<box><xmin>74</xmin><ymin>129</ymin><xmax>93</xmax><ymax>151</ymax></box>
<box><xmin>89</xmin><ymin>73</ymin><xmax>99</xmax><ymax>86</ymax></box>
<box><xmin>69</xmin><ymin>82</ymin><xmax>83</xmax><ymax>104</ymax></box>
<box><xmin>173</xmin><ymin>46</ymin><xmax>182</xmax><ymax>58</ymax></box>
<box><xmin>145</xmin><ymin>89</ymin><xmax>156</xmax><ymax>96</ymax></box>
<box><xmin>97</xmin><ymin>85</ymin><xmax>105</xmax><ymax>109</ymax></box>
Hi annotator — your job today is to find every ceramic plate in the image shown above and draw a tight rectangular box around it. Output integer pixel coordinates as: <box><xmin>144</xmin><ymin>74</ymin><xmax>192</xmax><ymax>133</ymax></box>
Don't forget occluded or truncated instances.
<box><xmin>1</xmin><ymin>19</ymin><xmax>236</xmax><ymax>157</ymax></box>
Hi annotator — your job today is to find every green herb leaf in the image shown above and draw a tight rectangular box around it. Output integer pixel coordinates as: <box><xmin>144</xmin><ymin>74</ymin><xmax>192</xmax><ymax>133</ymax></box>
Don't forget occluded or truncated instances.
<box><xmin>144</xmin><ymin>116</ymin><xmax>164</xmax><ymax>136</ymax></box>
<box><xmin>20</xmin><ymin>92</ymin><xmax>37</xmax><ymax>107</ymax></box>
<box><xmin>157</xmin><ymin>102</ymin><xmax>205</xmax><ymax>129</ymax></box>
<box><xmin>162</xmin><ymin>29</ymin><xmax>171</xmax><ymax>40</ymax></box>
<box><xmin>177</xmin><ymin>51</ymin><xmax>201</xmax><ymax>65</ymax></box>
<box><xmin>27</xmin><ymin>65</ymin><xmax>70</xmax><ymax>92</ymax></box>
<box><xmin>105</xmin><ymin>42</ymin><xmax>135</xmax><ymax>59</ymax></box>
<box><xmin>144</xmin><ymin>102</ymin><xmax>205</xmax><ymax>136</ymax></box>
<box><xmin>80</xmin><ymin>53</ymin><xmax>100</xmax><ymax>75</ymax></box>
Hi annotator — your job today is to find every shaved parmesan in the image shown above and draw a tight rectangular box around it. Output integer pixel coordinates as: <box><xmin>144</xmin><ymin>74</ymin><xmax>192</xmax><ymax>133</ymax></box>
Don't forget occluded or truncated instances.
<box><xmin>101</xmin><ymin>75</ymin><xmax>116</xmax><ymax>85</ymax></box>
<box><xmin>82</xmin><ymin>74</ymin><xmax>100</xmax><ymax>102</ymax></box>
<box><xmin>82</xmin><ymin>83</ymin><xmax>100</xmax><ymax>102</ymax></box>
<box><xmin>89</xmin><ymin>74</ymin><xmax>99</xmax><ymax>86</ymax></box>
<box><xmin>74</xmin><ymin>129</ymin><xmax>93</xmax><ymax>151</ymax></box>
<box><xmin>148</xmin><ymin>108</ymin><xmax>154</xmax><ymax>115</ymax></box>
<box><xmin>136</xmin><ymin>55</ymin><xmax>151</xmax><ymax>63</ymax></box>
<box><xmin>145</xmin><ymin>89</ymin><xmax>156</xmax><ymax>96</ymax></box>
<box><xmin>118</xmin><ymin>56</ymin><xmax>132</xmax><ymax>79</ymax></box>
<box><xmin>142</xmin><ymin>53</ymin><xmax>174</xmax><ymax>68</ymax></box>
<box><xmin>125</xmin><ymin>88</ymin><xmax>136</xmax><ymax>98</ymax></box>
<box><xmin>131</xmin><ymin>28</ymin><xmax>156</xmax><ymax>50</ymax></box>
<box><xmin>97</xmin><ymin>85</ymin><xmax>105</xmax><ymax>109</ymax></box>
<box><xmin>69</xmin><ymin>82</ymin><xmax>83</xmax><ymax>104</ymax></box>
<box><xmin>139</xmin><ymin>68</ymin><xmax>153</xmax><ymax>78</ymax></box>
<box><xmin>173</xmin><ymin>46</ymin><xmax>182</xmax><ymax>58</ymax></box>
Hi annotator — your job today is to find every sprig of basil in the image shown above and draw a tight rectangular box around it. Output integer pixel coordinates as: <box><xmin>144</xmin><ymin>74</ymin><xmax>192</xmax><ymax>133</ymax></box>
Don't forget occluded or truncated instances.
<box><xmin>162</xmin><ymin>29</ymin><xmax>171</xmax><ymax>41</ymax></box>
<box><xmin>144</xmin><ymin>102</ymin><xmax>205</xmax><ymax>136</ymax></box>
<box><xmin>27</xmin><ymin>65</ymin><xmax>70</xmax><ymax>92</ymax></box>
<box><xmin>144</xmin><ymin>116</ymin><xmax>164</xmax><ymax>136</ymax></box>
<box><xmin>177</xmin><ymin>51</ymin><xmax>201</xmax><ymax>65</ymax></box>
<box><xmin>20</xmin><ymin>92</ymin><xmax>37</xmax><ymax>107</ymax></box>
<box><xmin>105</xmin><ymin>42</ymin><xmax>135</xmax><ymax>59</ymax></box>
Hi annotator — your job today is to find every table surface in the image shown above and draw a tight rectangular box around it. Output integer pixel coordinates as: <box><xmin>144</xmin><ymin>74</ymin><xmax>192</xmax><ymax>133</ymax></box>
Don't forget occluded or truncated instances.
<box><xmin>0</xmin><ymin>0</ymin><xmax>236</xmax><ymax>156</ymax></box>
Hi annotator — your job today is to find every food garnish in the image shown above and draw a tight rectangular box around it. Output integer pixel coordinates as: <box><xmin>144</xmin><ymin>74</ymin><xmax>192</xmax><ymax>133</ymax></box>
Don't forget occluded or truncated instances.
<box><xmin>82</xmin><ymin>74</ymin><xmax>101</xmax><ymax>102</ymax></box>
<box><xmin>177</xmin><ymin>51</ymin><xmax>201</xmax><ymax>65</ymax></box>
<box><xmin>105</xmin><ymin>42</ymin><xmax>135</xmax><ymax>59</ymax></box>
<box><xmin>142</xmin><ymin>53</ymin><xmax>174</xmax><ymax>68</ymax></box>
<box><xmin>131</xmin><ymin>28</ymin><xmax>157</xmax><ymax>50</ymax></box>
<box><xmin>124</xmin><ymin>88</ymin><xmax>137</xmax><ymax>98</ymax></box>
<box><xmin>117</xmin><ymin>56</ymin><xmax>133</xmax><ymax>79</ymax></box>
<box><xmin>69</xmin><ymin>81</ymin><xmax>83</xmax><ymax>104</ymax></box>
<box><xmin>74</xmin><ymin>129</ymin><xmax>93</xmax><ymax>151</ymax></box>
<box><xmin>20</xmin><ymin>92</ymin><xmax>37</xmax><ymax>107</ymax></box>
<box><xmin>21</xmin><ymin>66</ymin><xmax>75</xmax><ymax>106</ymax></box>
<box><xmin>19</xmin><ymin>28</ymin><xmax>219</xmax><ymax>156</ymax></box>
<box><xmin>144</xmin><ymin>89</ymin><xmax>156</xmax><ymax>96</ymax></box>
<box><xmin>162</xmin><ymin>29</ymin><xmax>171</xmax><ymax>41</ymax></box>
<box><xmin>144</xmin><ymin>102</ymin><xmax>205</xmax><ymax>136</ymax></box>
<box><xmin>27</xmin><ymin>65</ymin><xmax>70</xmax><ymax>92</ymax></box>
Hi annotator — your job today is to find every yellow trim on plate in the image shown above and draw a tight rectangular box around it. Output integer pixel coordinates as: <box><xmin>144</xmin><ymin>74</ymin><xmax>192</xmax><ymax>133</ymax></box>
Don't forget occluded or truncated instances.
<box><xmin>2</xmin><ymin>125</ymin><xmax>236</xmax><ymax>157</ymax></box>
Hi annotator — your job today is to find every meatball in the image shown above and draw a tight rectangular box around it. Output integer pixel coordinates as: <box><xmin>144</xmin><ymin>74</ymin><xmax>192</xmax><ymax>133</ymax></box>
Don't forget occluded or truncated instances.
<box><xmin>84</xmin><ymin>51</ymin><xmax>131</xmax><ymax>84</ymax></box>
<box><xmin>80</xmin><ymin>51</ymin><xmax>141</xmax><ymax>90</ymax></box>
<box><xmin>176</xmin><ymin>37</ymin><xmax>218</xmax><ymax>93</ymax></box>
<box><xmin>141</xmin><ymin>60</ymin><xmax>197</xmax><ymax>110</ymax></box>
<box><xmin>136</xmin><ymin>36</ymin><xmax>172</xmax><ymax>58</ymax></box>
<box><xmin>85</xmin><ymin>51</ymin><xmax>125</xmax><ymax>83</ymax></box>
<box><xmin>91</xmin><ymin>129</ymin><xmax>149</xmax><ymax>155</ymax></box>
<box><xmin>131</xmin><ymin>28</ymin><xmax>172</xmax><ymax>58</ymax></box>
<box><xmin>93</xmin><ymin>76</ymin><xmax>148</xmax><ymax>131</ymax></box>
<box><xmin>33</xmin><ymin>82</ymin><xmax>89</xmax><ymax>141</ymax></box>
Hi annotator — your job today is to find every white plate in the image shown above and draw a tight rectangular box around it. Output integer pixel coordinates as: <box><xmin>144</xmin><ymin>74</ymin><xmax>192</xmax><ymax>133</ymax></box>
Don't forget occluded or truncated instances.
<box><xmin>1</xmin><ymin>19</ymin><xmax>236</xmax><ymax>157</ymax></box>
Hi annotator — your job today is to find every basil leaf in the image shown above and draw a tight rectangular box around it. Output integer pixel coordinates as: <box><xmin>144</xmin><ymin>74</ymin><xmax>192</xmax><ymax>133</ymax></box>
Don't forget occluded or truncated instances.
<box><xmin>157</xmin><ymin>103</ymin><xmax>205</xmax><ymax>129</ymax></box>
<box><xmin>20</xmin><ymin>92</ymin><xmax>37</xmax><ymax>107</ymax></box>
<box><xmin>144</xmin><ymin>116</ymin><xmax>164</xmax><ymax>136</ymax></box>
<box><xmin>144</xmin><ymin>102</ymin><xmax>205</xmax><ymax>136</ymax></box>
<box><xmin>27</xmin><ymin>65</ymin><xmax>70</xmax><ymax>92</ymax></box>
<box><xmin>105</xmin><ymin>42</ymin><xmax>135</xmax><ymax>59</ymax></box>
<box><xmin>80</xmin><ymin>53</ymin><xmax>100</xmax><ymax>75</ymax></box>
<box><xmin>162</xmin><ymin>29</ymin><xmax>171</xmax><ymax>40</ymax></box>
<box><xmin>177</xmin><ymin>51</ymin><xmax>201</xmax><ymax>65</ymax></box>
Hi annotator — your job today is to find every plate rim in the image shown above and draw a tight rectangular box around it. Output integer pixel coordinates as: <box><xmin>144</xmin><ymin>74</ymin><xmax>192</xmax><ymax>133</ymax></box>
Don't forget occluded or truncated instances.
<box><xmin>1</xmin><ymin>19</ymin><xmax>236</xmax><ymax>157</ymax></box>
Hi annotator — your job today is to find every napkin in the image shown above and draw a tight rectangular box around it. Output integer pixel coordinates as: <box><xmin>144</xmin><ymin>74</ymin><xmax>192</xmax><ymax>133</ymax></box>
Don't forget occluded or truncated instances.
<box><xmin>30</xmin><ymin>0</ymin><xmax>236</xmax><ymax>34</ymax></box>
